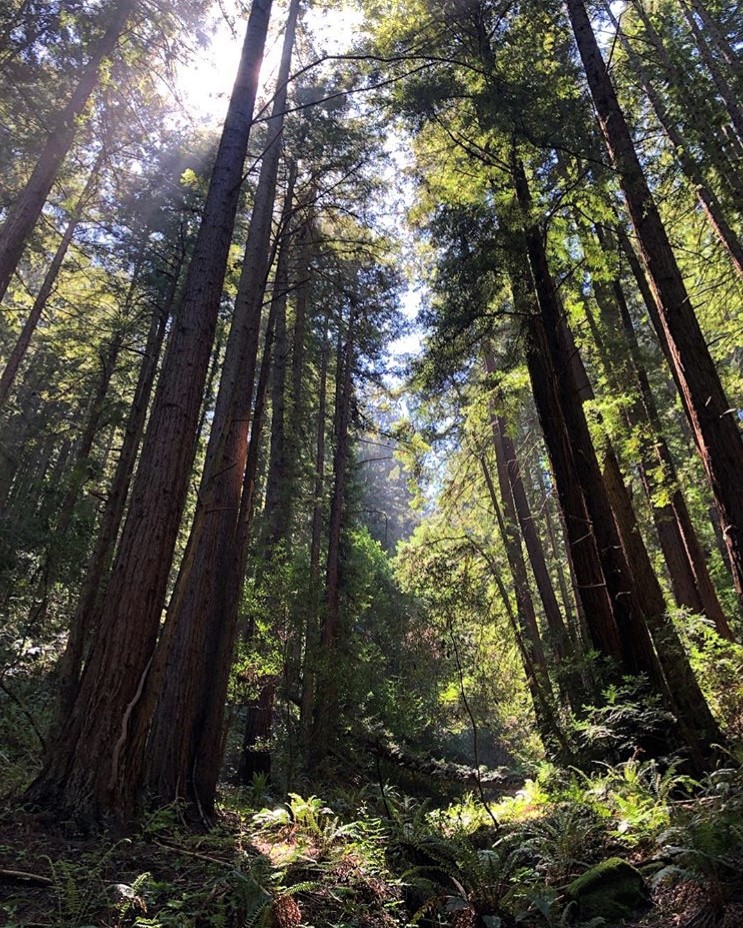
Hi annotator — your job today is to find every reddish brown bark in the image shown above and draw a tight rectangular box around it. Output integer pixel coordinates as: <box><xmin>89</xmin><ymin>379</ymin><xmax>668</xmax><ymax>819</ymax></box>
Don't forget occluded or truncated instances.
<box><xmin>0</xmin><ymin>152</ymin><xmax>104</xmax><ymax>408</ymax></box>
<box><xmin>601</xmin><ymin>445</ymin><xmax>724</xmax><ymax>762</ymax></box>
<box><xmin>56</xmin><ymin>257</ymin><xmax>181</xmax><ymax>719</ymax></box>
<box><xmin>26</xmin><ymin>0</ymin><xmax>273</xmax><ymax>824</ymax></box>
<box><xmin>556</xmin><ymin>234</ymin><xmax>724</xmax><ymax>760</ymax></box>
<box><xmin>604</xmin><ymin>1</ymin><xmax>743</xmax><ymax>278</ymax></box>
<box><xmin>145</xmin><ymin>1</ymin><xmax>300</xmax><ymax>813</ymax></box>
<box><xmin>567</xmin><ymin>0</ymin><xmax>743</xmax><ymax>601</ymax></box>
<box><xmin>0</xmin><ymin>1</ymin><xmax>135</xmax><ymax>302</ymax></box>
<box><xmin>524</xmin><ymin>312</ymin><xmax>623</xmax><ymax>666</ymax></box>
<box><xmin>514</xmin><ymin>157</ymin><xmax>661</xmax><ymax>684</ymax></box>
<box><xmin>589</xmin><ymin>234</ymin><xmax>734</xmax><ymax>639</ymax></box>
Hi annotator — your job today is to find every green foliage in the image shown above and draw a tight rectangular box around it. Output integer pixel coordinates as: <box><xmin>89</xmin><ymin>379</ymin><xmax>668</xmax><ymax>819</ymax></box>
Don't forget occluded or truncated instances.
<box><xmin>411</xmin><ymin>833</ymin><xmax>536</xmax><ymax>924</ymax></box>
<box><xmin>595</xmin><ymin>760</ymin><xmax>692</xmax><ymax>846</ymax></box>
<box><xmin>0</xmin><ymin>652</ymin><xmax>55</xmax><ymax>793</ymax></box>
<box><xmin>538</xmin><ymin>758</ymin><xmax>697</xmax><ymax>852</ymax></box>
<box><xmin>522</xmin><ymin>800</ymin><xmax>610</xmax><ymax>885</ymax></box>
<box><xmin>570</xmin><ymin>678</ymin><xmax>675</xmax><ymax>764</ymax></box>
<box><xmin>654</xmin><ymin>766</ymin><xmax>743</xmax><ymax>904</ymax></box>
<box><xmin>426</xmin><ymin>791</ymin><xmax>494</xmax><ymax>836</ymax></box>
<box><xmin>253</xmin><ymin>792</ymin><xmax>384</xmax><ymax>865</ymax></box>
<box><xmin>566</xmin><ymin>857</ymin><xmax>649</xmax><ymax>924</ymax></box>
<box><xmin>46</xmin><ymin>839</ymin><xmax>133</xmax><ymax>926</ymax></box>
<box><xmin>685</xmin><ymin>617</ymin><xmax>743</xmax><ymax>739</ymax></box>
<box><xmin>1</xmin><ymin>5</ymin><xmax>742</xmax><ymax>928</ymax></box>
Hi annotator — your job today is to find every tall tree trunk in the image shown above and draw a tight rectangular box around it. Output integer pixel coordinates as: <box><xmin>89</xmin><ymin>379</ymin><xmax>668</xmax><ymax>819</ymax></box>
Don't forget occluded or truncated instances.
<box><xmin>684</xmin><ymin>0</ymin><xmax>741</xmax><ymax>76</ymax></box>
<box><xmin>615</xmin><ymin>223</ymin><xmax>740</xmax><ymax>579</ymax></box>
<box><xmin>563</xmin><ymin>291</ymin><xmax>724</xmax><ymax>762</ymax></box>
<box><xmin>524</xmin><ymin>311</ymin><xmax>622</xmax><ymax>666</ymax></box>
<box><xmin>577</xmin><ymin>223</ymin><xmax>723</xmax><ymax>630</ymax></box>
<box><xmin>29</xmin><ymin>331</ymin><xmax>123</xmax><ymax>629</ymax></box>
<box><xmin>288</xmin><ymin>215</ymin><xmax>314</xmax><ymax>457</ymax></box>
<box><xmin>480</xmin><ymin>457</ymin><xmax>569</xmax><ymax>755</ymax></box>
<box><xmin>589</xmin><ymin>231</ymin><xmax>733</xmax><ymax>638</ymax></box>
<box><xmin>484</xmin><ymin>423</ymin><xmax>550</xmax><ymax>677</ymax></box>
<box><xmin>481</xmin><ymin>373</ymin><xmax>549</xmax><ymax>676</ymax></box>
<box><xmin>282</xmin><ymin>203</ymin><xmax>314</xmax><ymax>691</ymax></box>
<box><xmin>535</xmin><ymin>458</ymin><xmax>589</xmax><ymax>653</ymax></box>
<box><xmin>484</xmin><ymin>352</ymin><xmax>571</xmax><ymax>666</ymax></box>
<box><xmin>233</xmin><ymin>316</ymin><xmax>281</xmax><ymax>788</ymax></box>
<box><xmin>0</xmin><ymin>151</ymin><xmax>104</xmax><ymax>407</ymax></box>
<box><xmin>237</xmin><ymin>683</ymin><xmax>275</xmax><ymax>784</ymax></box>
<box><xmin>601</xmin><ymin>444</ymin><xmax>724</xmax><ymax>768</ymax></box>
<box><xmin>56</xmin><ymin>254</ymin><xmax>182</xmax><ymax>719</ymax></box>
<box><xmin>628</xmin><ymin>0</ymin><xmax>743</xmax><ymax>203</ymax></box>
<box><xmin>263</xmin><ymin>170</ymin><xmax>296</xmax><ymax>551</ymax></box>
<box><xmin>0</xmin><ymin>0</ymin><xmax>136</xmax><ymax>302</ymax></box>
<box><xmin>309</xmin><ymin>302</ymin><xmax>357</xmax><ymax>770</ymax></box>
<box><xmin>144</xmin><ymin>0</ymin><xmax>300</xmax><ymax>815</ymax></box>
<box><xmin>677</xmin><ymin>0</ymin><xmax>743</xmax><ymax>141</ymax></box>
<box><xmin>514</xmin><ymin>159</ymin><xmax>659</xmax><ymax>683</ymax></box>
<box><xmin>605</xmin><ymin>1</ymin><xmax>743</xmax><ymax>277</ymax></box>
<box><xmin>238</xmin><ymin>177</ymin><xmax>297</xmax><ymax>786</ymax></box>
<box><xmin>567</xmin><ymin>0</ymin><xmax>743</xmax><ymax>600</ymax></box>
<box><xmin>514</xmin><ymin>163</ymin><xmax>723</xmax><ymax>764</ymax></box>
<box><xmin>26</xmin><ymin>0</ymin><xmax>273</xmax><ymax>824</ymax></box>
<box><xmin>300</xmin><ymin>313</ymin><xmax>330</xmax><ymax>743</ymax></box>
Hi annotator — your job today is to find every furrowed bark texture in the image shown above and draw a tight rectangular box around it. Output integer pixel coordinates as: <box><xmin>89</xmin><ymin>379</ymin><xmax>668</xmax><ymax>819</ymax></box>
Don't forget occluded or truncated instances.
<box><xmin>145</xmin><ymin>0</ymin><xmax>299</xmax><ymax>815</ymax></box>
<box><xmin>566</xmin><ymin>0</ymin><xmax>743</xmax><ymax>599</ymax></box>
<box><xmin>590</xmin><ymin>229</ymin><xmax>733</xmax><ymax>638</ymax></box>
<box><xmin>56</xmin><ymin>255</ymin><xmax>181</xmax><ymax>719</ymax></box>
<box><xmin>26</xmin><ymin>0</ymin><xmax>272</xmax><ymax>824</ymax></box>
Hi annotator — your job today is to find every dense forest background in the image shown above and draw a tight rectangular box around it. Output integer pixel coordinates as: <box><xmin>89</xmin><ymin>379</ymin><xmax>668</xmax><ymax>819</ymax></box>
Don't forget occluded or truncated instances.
<box><xmin>0</xmin><ymin>0</ymin><xmax>742</xmax><ymax>925</ymax></box>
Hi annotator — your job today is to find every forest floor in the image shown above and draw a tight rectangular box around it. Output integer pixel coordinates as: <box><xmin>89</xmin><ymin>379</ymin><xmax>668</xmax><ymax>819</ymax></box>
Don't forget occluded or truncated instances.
<box><xmin>2</xmin><ymin>761</ymin><xmax>743</xmax><ymax>928</ymax></box>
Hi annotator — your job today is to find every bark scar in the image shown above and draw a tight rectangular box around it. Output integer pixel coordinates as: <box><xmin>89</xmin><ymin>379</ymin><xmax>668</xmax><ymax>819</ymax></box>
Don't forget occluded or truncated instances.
<box><xmin>109</xmin><ymin>653</ymin><xmax>154</xmax><ymax>791</ymax></box>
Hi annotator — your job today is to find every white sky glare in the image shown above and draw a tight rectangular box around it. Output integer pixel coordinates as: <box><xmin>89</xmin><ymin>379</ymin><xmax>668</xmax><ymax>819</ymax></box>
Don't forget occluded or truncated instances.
<box><xmin>175</xmin><ymin>2</ymin><xmax>365</xmax><ymax>128</ymax></box>
<box><xmin>173</xmin><ymin>0</ymin><xmax>424</xmax><ymax>364</ymax></box>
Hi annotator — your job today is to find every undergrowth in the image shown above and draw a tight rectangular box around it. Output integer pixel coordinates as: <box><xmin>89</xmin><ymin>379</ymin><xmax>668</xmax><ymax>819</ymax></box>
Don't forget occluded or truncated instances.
<box><xmin>1</xmin><ymin>759</ymin><xmax>743</xmax><ymax>927</ymax></box>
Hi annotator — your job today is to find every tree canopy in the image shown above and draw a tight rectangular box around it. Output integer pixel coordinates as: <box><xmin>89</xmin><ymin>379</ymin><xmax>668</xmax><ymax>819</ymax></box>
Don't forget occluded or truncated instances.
<box><xmin>0</xmin><ymin>0</ymin><xmax>742</xmax><ymax>925</ymax></box>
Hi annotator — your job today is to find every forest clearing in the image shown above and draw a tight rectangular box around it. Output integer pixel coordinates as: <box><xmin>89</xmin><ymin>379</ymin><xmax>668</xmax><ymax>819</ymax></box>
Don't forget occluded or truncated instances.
<box><xmin>0</xmin><ymin>0</ymin><xmax>742</xmax><ymax>925</ymax></box>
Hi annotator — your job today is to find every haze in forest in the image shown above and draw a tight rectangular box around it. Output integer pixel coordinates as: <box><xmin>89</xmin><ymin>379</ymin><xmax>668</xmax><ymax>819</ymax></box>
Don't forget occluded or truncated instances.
<box><xmin>0</xmin><ymin>0</ymin><xmax>742</xmax><ymax>925</ymax></box>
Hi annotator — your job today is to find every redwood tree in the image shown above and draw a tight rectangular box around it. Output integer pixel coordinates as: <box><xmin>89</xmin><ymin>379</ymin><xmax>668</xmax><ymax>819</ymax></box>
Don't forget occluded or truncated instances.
<box><xmin>565</xmin><ymin>0</ymin><xmax>743</xmax><ymax>600</ymax></box>
<box><xmin>0</xmin><ymin>0</ymin><xmax>137</xmax><ymax>302</ymax></box>
<box><xmin>26</xmin><ymin>0</ymin><xmax>273</xmax><ymax>824</ymax></box>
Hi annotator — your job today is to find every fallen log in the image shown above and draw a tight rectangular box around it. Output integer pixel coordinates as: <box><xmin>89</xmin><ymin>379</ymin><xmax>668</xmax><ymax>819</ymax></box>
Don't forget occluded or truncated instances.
<box><xmin>0</xmin><ymin>868</ymin><xmax>53</xmax><ymax>885</ymax></box>
<box><xmin>359</xmin><ymin>732</ymin><xmax>522</xmax><ymax>792</ymax></box>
